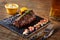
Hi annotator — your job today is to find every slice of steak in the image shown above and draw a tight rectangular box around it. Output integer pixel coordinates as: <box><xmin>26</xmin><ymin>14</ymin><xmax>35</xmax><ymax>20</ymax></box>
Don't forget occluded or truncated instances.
<box><xmin>13</xmin><ymin>10</ymin><xmax>36</xmax><ymax>28</ymax></box>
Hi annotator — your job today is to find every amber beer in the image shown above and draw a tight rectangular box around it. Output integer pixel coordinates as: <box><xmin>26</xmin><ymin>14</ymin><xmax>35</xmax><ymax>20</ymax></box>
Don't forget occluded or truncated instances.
<box><xmin>50</xmin><ymin>0</ymin><xmax>60</xmax><ymax>20</ymax></box>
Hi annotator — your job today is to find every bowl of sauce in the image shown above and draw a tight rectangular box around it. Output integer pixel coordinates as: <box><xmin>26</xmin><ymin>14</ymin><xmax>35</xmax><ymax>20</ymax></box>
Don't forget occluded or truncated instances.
<box><xmin>5</xmin><ymin>3</ymin><xmax>19</xmax><ymax>15</ymax></box>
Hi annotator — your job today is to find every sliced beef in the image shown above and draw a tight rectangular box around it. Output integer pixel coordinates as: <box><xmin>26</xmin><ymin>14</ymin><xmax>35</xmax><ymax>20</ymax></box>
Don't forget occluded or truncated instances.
<box><xmin>13</xmin><ymin>10</ymin><xmax>36</xmax><ymax>28</ymax></box>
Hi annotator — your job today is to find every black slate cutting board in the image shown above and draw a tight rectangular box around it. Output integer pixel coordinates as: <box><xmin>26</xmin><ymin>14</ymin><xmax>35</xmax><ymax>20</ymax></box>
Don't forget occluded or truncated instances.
<box><xmin>0</xmin><ymin>13</ymin><xmax>50</xmax><ymax>40</ymax></box>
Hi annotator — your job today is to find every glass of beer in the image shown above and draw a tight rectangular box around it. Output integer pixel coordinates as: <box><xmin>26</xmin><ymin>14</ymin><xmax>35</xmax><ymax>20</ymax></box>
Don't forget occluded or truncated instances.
<box><xmin>50</xmin><ymin>0</ymin><xmax>60</xmax><ymax>21</ymax></box>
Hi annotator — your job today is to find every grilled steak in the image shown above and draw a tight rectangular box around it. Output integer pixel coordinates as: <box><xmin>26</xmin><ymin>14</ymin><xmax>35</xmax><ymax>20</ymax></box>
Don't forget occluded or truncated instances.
<box><xmin>13</xmin><ymin>10</ymin><xmax>36</xmax><ymax>28</ymax></box>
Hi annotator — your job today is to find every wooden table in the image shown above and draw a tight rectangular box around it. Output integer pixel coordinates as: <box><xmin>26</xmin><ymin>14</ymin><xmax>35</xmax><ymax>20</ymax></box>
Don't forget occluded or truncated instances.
<box><xmin>0</xmin><ymin>0</ymin><xmax>60</xmax><ymax>40</ymax></box>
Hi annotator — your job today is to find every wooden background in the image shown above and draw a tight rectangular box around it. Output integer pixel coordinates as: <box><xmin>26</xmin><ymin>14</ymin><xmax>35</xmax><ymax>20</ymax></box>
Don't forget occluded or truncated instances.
<box><xmin>0</xmin><ymin>0</ymin><xmax>60</xmax><ymax>40</ymax></box>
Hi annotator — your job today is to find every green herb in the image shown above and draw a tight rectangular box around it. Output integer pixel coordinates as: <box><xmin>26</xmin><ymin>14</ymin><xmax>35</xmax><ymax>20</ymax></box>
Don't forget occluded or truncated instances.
<box><xmin>19</xmin><ymin>10</ymin><xmax>31</xmax><ymax>19</ymax></box>
<box><xmin>16</xmin><ymin>10</ymin><xmax>32</xmax><ymax>20</ymax></box>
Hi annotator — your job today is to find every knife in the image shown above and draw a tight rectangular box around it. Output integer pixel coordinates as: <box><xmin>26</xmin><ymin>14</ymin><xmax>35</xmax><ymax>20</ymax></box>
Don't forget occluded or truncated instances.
<box><xmin>41</xmin><ymin>24</ymin><xmax>54</xmax><ymax>40</ymax></box>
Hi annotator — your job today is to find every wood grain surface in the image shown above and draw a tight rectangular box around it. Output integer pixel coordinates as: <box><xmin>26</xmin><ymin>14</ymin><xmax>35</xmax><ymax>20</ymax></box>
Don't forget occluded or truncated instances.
<box><xmin>0</xmin><ymin>0</ymin><xmax>60</xmax><ymax>40</ymax></box>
